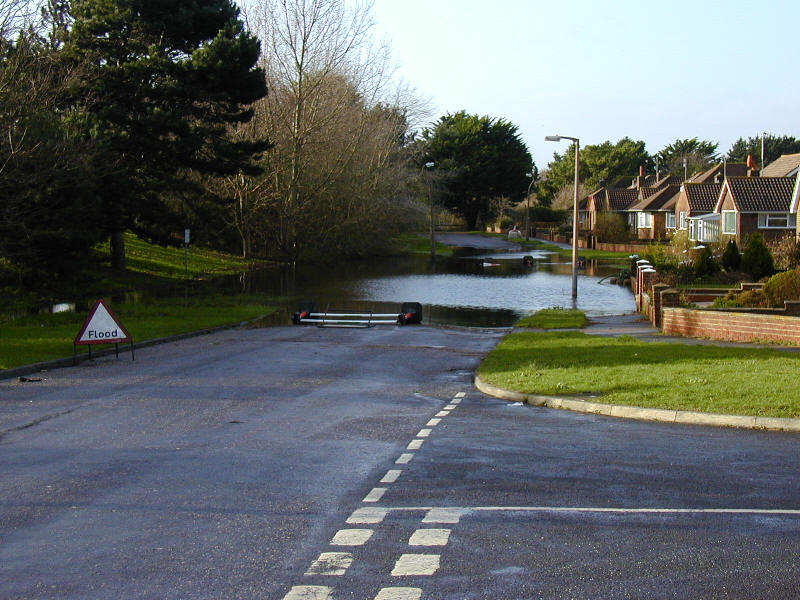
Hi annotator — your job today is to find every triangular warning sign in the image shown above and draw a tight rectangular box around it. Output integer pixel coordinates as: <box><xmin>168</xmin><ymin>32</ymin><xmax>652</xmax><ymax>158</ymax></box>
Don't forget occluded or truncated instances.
<box><xmin>75</xmin><ymin>299</ymin><xmax>132</xmax><ymax>345</ymax></box>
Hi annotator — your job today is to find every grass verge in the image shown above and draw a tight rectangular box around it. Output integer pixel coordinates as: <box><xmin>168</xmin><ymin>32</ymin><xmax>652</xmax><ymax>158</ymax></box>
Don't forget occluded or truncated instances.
<box><xmin>0</xmin><ymin>295</ymin><xmax>278</xmax><ymax>370</ymax></box>
<box><xmin>478</xmin><ymin>331</ymin><xmax>800</xmax><ymax>418</ymax></box>
<box><xmin>515</xmin><ymin>308</ymin><xmax>587</xmax><ymax>329</ymax></box>
<box><xmin>392</xmin><ymin>233</ymin><xmax>454</xmax><ymax>257</ymax></box>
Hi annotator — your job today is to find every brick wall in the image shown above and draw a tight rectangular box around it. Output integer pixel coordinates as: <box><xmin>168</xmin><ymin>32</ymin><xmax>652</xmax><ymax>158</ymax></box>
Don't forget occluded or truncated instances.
<box><xmin>662</xmin><ymin>307</ymin><xmax>800</xmax><ymax>345</ymax></box>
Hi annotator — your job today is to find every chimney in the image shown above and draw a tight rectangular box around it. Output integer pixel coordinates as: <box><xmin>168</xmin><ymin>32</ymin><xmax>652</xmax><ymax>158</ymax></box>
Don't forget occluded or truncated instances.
<box><xmin>635</xmin><ymin>165</ymin><xmax>645</xmax><ymax>189</ymax></box>
<box><xmin>746</xmin><ymin>155</ymin><xmax>760</xmax><ymax>177</ymax></box>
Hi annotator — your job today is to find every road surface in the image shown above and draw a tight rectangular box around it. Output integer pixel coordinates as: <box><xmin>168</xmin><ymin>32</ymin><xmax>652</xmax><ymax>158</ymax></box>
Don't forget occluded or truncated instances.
<box><xmin>1</xmin><ymin>324</ymin><xmax>798</xmax><ymax>599</ymax></box>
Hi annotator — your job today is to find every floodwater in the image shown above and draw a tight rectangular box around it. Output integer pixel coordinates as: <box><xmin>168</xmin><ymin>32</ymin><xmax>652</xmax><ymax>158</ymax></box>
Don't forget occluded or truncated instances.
<box><xmin>22</xmin><ymin>243</ymin><xmax>635</xmax><ymax>329</ymax></box>
<box><xmin>234</xmin><ymin>246</ymin><xmax>635</xmax><ymax>328</ymax></box>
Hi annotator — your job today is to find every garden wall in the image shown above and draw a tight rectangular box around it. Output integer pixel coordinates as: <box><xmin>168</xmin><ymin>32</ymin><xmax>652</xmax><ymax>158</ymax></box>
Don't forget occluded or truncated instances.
<box><xmin>662</xmin><ymin>307</ymin><xmax>800</xmax><ymax>345</ymax></box>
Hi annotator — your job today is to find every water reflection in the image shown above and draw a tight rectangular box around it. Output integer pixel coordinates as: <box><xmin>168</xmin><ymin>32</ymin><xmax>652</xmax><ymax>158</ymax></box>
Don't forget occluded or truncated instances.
<box><xmin>242</xmin><ymin>248</ymin><xmax>634</xmax><ymax>327</ymax></box>
<box><xmin>32</xmin><ymin>246</ymin><xmax>635</xmax><ymax>328</ymax></box>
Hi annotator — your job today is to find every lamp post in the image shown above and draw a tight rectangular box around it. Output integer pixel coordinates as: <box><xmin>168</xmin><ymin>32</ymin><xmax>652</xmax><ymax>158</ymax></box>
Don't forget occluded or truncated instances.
<box><xmin>545</xmin><ymin>134</ymin><xmax>580</xmax><ymax>298</ymax></box>
<box><xmin>761</xmin><ymin>130</ymin><xmax>768</xmax><ymax>170</ymax></box>
<box><xmin>525</xmin><ymin>172</ymin><xmax>535</xmax><ymax>240</ymax></box>
<box><xmin>424</xmin><ymin>161</ymin><xmax>436</xmax><ymax>259</ymax></box>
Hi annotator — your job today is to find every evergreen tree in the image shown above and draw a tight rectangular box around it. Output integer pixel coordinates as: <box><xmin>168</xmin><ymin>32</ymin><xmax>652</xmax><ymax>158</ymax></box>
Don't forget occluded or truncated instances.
<box><xmin>722</xmin><ymin>238</ymin><xmax>741</xmax><ymax>271</ymax></box>
<box><xmin>656</xmin><ymin>138</ymin><xmax>718</xmax><ymax>178</ymax></box>
<box><xmin>741</xmin><ymin>233</ymin><xmax>774</xmax><ymax>281</ymax></box>
<box><xmin>727</xmin><ymin>134</ymin><xmax>800</xmax><ymax>167</ymax></box>
<box><xmin>420</xmin><ymin>111</ymin><xmax>533</xmax><ymax>230</ymax></box>
<box><xmin>64</xmin><ymin>0</ymin><xmax>269</xmax><ymax>268</ymax></box>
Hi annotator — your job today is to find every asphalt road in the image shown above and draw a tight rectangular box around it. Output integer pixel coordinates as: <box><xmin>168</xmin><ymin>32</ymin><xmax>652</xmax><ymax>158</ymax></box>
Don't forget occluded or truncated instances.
<box><xmin>1</xmin><ymin>324</ymin><xmax>799</xmax><ymax>599</ymax></box>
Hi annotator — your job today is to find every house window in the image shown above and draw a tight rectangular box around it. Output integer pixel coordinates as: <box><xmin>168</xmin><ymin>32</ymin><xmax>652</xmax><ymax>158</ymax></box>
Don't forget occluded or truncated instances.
<box><xmin>722</xmin><ymin>211</ymin><xmax>736</xmax><ymax>234</ymax></box>
<box><xmin>637</xmin><ymin>212</ymin><xmax>653</xmax><ymax>228</ymax></box>
<box><xmin>689</xmin><ymin>219</ymin><xmax>696</xmax><ymax>241</ymax></box>
<box><xmin>679</xmin><ymin>211</ymin><xmax>688</xmax><ymax>230</ymax></box>
<box><xmin>758</xmin><ymin>213</ymin><xmax>797</xmax><ymax>229</ymax></box>
<box><xmin>666</xmin><ymin>213</ymin><xmax>676</xmax><ymax>229</ymax></box>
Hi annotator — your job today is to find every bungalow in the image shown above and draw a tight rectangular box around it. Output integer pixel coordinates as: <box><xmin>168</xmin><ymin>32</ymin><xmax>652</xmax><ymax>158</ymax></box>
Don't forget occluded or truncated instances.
<box><xmin>689</xmin><ymin>162</ymin><xmax>749</xmax><ymax>184</ymax></box>
<box><xmin>586</xmin><ymin>172</ymin><xmax>680</xmax><ymax>234</ymax></box>
<box><xmin>761</xmin><ymin>153</ymin><xmax>800</xmax><ymax>177</ymax></box>
<box><xmin>628</xmin><ymin>184</ymin><xmax>681</xmax><ymax>239</ymax></box>
<box><xmin>675</xmin><ymin>182</ymin><xmax>722</xmax><ymax>241</ymax></box>
<box><xmin>715</xmin><ymin>175</ymin><xmax>798</xmax><ymax>246</ymax></box>
<box><xmin>586</xmin><ymin>187</ymin><xmax>639</xmax><ymax>231</ymax></box>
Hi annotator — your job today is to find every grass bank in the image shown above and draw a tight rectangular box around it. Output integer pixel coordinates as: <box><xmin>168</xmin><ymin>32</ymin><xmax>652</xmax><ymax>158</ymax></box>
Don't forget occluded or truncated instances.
<box><xmin>515</xmin><ymin>308</ymin><xmax>587</xmax><ymax>329</ymax></box>
<box><xmin>478</xmin><ymin>330</ymin><xmax>800</xmax><ymax>418</ymax></box>
<box><xmin>0</xmin><ymin>295</ymin><xmax>278</xmax><ymax>370</ymax></box>
<box><xmin>1</xmin><ymin>234</ymin><xmax>281</xmax><ymax>371</ymax></box>
<box><xmin>392</xmin><ymin>233</ymin><xmax>454</xmax><ymax>257</ymax></box>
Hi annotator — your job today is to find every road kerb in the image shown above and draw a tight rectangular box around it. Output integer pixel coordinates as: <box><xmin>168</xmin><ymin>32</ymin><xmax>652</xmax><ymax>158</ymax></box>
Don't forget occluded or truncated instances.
<box><xmin>474</xmin><ymin>374</ymin><xmax>800</xmax><ymax>432</ymax></box>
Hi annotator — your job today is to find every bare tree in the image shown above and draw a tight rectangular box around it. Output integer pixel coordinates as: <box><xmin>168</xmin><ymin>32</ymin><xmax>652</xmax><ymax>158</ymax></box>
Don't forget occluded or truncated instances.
<box><xmin>235</xmin><ymin>0</ymin><xmax>423</xmax><ymax>260</ymax></box>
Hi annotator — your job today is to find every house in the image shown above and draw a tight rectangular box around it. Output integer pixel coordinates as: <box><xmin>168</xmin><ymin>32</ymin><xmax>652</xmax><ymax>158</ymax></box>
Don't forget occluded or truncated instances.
<box><xmin>628</xmin><ymin>184</ymin><xmax>682</xmax><ymax>239</ymax></box>
<box><xmin>674</xmin><ymin>182</ymin><xmax>722</xmax><ymax>241</ymax></box>
<box><xmin>586</xmin><ymin>187</ymin><xmax>639</xmax><ymax>231</ymax></box>
<box><xmin>585</xmin><ymin>172</ymin><xmax>680</xmax><ymax>234</ymax></box>
<box><xmin>689</xmin><ymin>162</ymin><xmax>749</xmax><ymax>184</ymax></box>
<box><xmin>715</xmin><ymin>175</ymin><xmax>798</xmax><ymax>246</ymax></box>
<box><xmin>761</xmin><ymin>153</ymin><xmax>800</xmax><ymax>177</ymax></box>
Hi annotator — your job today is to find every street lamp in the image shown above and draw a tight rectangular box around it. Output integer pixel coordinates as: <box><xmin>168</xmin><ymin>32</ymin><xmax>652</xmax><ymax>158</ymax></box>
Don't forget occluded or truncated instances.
<box><xmin>545</xmin><ymin>135</ymin><xmax>580</xmax><ymax>298</ymax></box>
<box><xmin>761</xmin><ymin>130</ymin><xmax>769</xmax><ymax>170</ymax></box>
<box><xmin>525</xmin><ymin>172</ymin><xmax>535</xmax><ymax>240</ymax></box>
<box><xmin>424</xmin><ymin>161</ymin><xmax>436</xmax><ymax>259</ymax></box>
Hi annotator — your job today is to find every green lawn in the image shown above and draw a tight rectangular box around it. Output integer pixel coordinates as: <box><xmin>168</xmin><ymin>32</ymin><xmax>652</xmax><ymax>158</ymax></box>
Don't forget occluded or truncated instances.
<box><xmin>392</xmin><ymin>233</ymin><xmax>454</xmax><ymax>257</ymax></box>
<box><xmin>478</xmin><ymin>331</ymin><xmax>800</xmax><ymax>418</ymax></box>
<box><xmin>0</xmin><ymin>296</ymin><xmax>278</xmax><ymax>370</ymax></box>
<box><xmin>515</xmin><ymin>308</ymin><xmax>587</xmax><ymax>329</ymax></box>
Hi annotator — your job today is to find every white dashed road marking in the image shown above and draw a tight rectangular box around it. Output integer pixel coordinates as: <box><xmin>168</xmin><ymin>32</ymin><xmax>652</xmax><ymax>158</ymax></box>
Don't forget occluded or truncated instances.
<box><xmin>391</xmin><ymin>553</ymin><xmax>441</xmax><ymax>576</ymax></box>
<box><xmin>282</xmin><ymin>585</ymin><xmax>332</xmax><ymax>600</ymax></box>
<box><xmin>409</xmin><ymin>528</ymin><xmax>451</xmax><ymax>546</ymax></box>
<box><xmin>347</xmin><ymin>507</ymin><xmax>387</xmax><ymax>524</ymax></box>
<box><xmin>283</xmin><ymin>391</ymin><xmax>469</xmax><ymax>599</ymax></box>
<box><xmin>305</xmin><ymin>552</ymin><xmax>353</xmax><ymax>576</ymax></box>
<box><xmin>331</xmin><ymin>529</ymin><xmax>373</xmax><ymax>546</ymax></box>
<box><xmin>381</xmin><ymin>469</ymin><xmax>402</xmax><ymax>483</ymax></box>
<box><xmin>363</xmin><ymin>487</ymin><xmax>387</xmax><ymax>503</ymax></box>
<box><xmin>423</xmin><ymin>508</ymin><xmax>463</xmax><ymax>524</ymax></box>
<box><xmin>374</xmin><ymin>587</ymin><xmax>423</xmax><ymax>600</ymax></box>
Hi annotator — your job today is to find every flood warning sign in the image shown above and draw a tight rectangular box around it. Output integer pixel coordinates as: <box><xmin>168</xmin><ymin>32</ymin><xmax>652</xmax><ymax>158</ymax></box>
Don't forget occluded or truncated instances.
<box><xmin>75</xmin><ymin>300</ymin><xmax>132</xmax><ymax>345</ymax></box>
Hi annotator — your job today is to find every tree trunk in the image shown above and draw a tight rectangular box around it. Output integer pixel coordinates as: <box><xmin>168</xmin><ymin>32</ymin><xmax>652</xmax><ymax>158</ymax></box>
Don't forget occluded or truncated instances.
<box><xmin>110</xmin><ymin>230</ymin><xmax>126</xmax><ymax>270</ymax></box>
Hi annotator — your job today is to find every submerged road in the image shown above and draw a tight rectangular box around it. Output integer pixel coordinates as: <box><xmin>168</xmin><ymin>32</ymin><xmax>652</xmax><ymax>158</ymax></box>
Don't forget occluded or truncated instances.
<box><xmin>1</xmin><ymin>324</ymin><xmax>798</xmax><ymax>599</ymax></box>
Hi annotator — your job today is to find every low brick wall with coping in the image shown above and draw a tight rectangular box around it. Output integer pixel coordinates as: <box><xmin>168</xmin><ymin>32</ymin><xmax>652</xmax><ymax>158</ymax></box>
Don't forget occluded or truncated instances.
<box><xmin>662</xmin><ymin>305</ymin><xmax>800</xmax><ymax>345</ymax></box>
<box><xmin>633</xmin><ymin>263</ymin><xmax>800</xmax><ymax>345</ymax></box>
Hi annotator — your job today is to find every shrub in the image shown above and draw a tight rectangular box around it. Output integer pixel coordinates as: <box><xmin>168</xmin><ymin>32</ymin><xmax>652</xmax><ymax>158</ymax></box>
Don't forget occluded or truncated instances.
<box><xmin>741</xmin><ymin>233</ymin><xmax>774</xmax><ymax>281</ymax></box>
<box><xmin>669</xmin><ymin>229</ymin><xmax>693</xmax><ymax>257</ymax></box>
<box><xmin>713</xmin><ymin>289</ymin><xmax>769</xmax><ymax>308</ymax></box>
<box><xmin>721</xmin><ymin>239</ymin><xmax>741</xmax><ymax>271</ymax></box>
<box><xmin>594</xmin><ymin>213</ymin><xmax>629</xmax><ymax>243</ymax></box>
<box><xmin>763</xmin><ymin>268</ymin><xmax>800</xmax><ymax>307</ymax></box>
<box><xmin>693</xmin><ymin>246</ymin><xmax>719</xmax><ymax>279</ymax></box>
<box><xmin>643</xmin><ymin>242</ymin><xmax>675</xmax><ymax>271</ymax></box>
<box><xmin>766</xmin><ymin>232</ymin><xmax>800</xmax><ymax>271</ymax></box>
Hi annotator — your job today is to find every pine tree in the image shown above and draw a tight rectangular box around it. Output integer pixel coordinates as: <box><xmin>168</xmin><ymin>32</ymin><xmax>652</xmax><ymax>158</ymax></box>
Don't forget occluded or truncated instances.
<box><xmin>64</xmin><ymin>0</ymin><xmax>269</xmax><ymax>268</ymax></box>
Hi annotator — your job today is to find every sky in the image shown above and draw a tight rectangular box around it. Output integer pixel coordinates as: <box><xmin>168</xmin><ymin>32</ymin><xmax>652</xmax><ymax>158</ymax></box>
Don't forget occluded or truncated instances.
<box><xmin>371</xmin><ymin>0</ymin><xmax>800</xmax><ymax>171</ymax></box>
